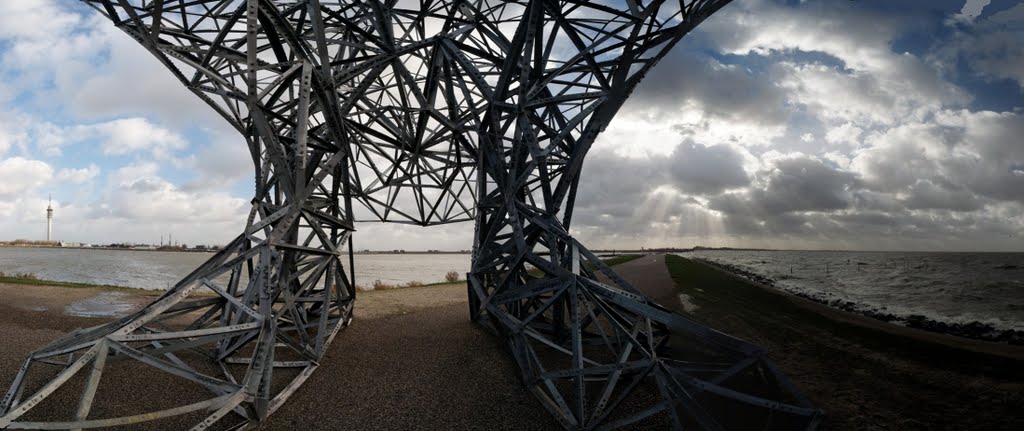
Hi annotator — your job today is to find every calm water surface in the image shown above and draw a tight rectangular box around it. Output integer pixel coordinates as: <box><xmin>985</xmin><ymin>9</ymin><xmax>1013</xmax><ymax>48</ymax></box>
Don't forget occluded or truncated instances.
<box><xmin>0</xmin><ymin>247</ymin><xmax>471</xmax><ymax>290</ymax></box>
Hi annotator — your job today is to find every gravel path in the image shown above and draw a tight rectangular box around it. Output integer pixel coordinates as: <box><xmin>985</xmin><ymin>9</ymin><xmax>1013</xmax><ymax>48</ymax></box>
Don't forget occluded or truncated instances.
<box><xmin>599</xmin><ymin>254</ymin><xmax>676</xmax><ymax>301</ymax></box>
<box><xmin>258</xmin><ymin>301</ymin><xmax>554</xmax><ymax>430</ymax></box>
<box><xmin>0</xmin><ymin>282</ymin><xmax>565</xmax><ymax>429</ymax></box>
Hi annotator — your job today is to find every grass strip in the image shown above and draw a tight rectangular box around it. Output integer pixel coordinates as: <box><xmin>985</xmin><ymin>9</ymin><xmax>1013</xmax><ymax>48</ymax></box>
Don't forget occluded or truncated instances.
<box><xmin>0</xmin><ymin>274</ymin><xmax>148</xmax><ymax>293</ymax></box>
<box><xmin>664</xmin><ymin>254</ymin><xmax>1022</xmax><ymax>380</ymax></box>
<box><xmin>589</xmin><ymin>254</ymin><xmax>643</xmax><ymax>269</ymax></box>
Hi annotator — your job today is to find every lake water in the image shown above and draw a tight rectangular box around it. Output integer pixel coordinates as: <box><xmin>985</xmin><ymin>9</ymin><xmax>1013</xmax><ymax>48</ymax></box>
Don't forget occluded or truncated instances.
<box><xmin>6</xmin><ymin>247</ymin><xmax>1021</xmax><ymax>341</ymax></box>
<box><xmin>0</xmin><ymin>247</ymin><xmax>471</xmax><ymax>290</ymax></box>
<box><xmin>683</xmin><ymin>250</ymin><xmax>1024</xmax><ymax>336</ymax></box>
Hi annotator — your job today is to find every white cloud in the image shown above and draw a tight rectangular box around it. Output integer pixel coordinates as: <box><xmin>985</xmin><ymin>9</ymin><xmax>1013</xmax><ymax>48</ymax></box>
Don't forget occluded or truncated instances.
<box><xmin>108</xmin><ymin>178</ymin><xmax>247</xmax><ymax>223</ymax></box>
<box><xmin>0</xmin><ymin>3</ymin><xmax>219</xmax><ymax>129</ymax></box>
<box><xmin>0</xmin><ymin>120</ymin><xmax>19</xmax><ymax>156</ymax></box>
<box><xmin>703</xmin><ymin>0</ymin><xmax>903</xmax><ymax>72</ymax></box>
<box><xmin>933</xmin><ymin>4</ymin><xmax>1024</xmax><ymax>90</ymax></box>
<box><xmin>180</xmin><ymin>125</ymin><xmax>252</xmax><ymax>191</ymax></box>
<box><xmin>57</xmin><ymin>164</ymin><xmax>100</xmax><ymax>184</ymax></box>
<box><xmin>824</xmin><ymin>123</ymin><xmax>863</xmax><ymax>147</ymax></box>
<box><xmin>705</xmin><ymin>0</ymin><xmax>969</xmax><ymax>125</ymax></box>
<box><xmin>567</xmin><ymin>0</ymin><xmax>1024</xmax><ymax>251</ymax></box>
<box><xmin>953</xmin><ymin>0</ymin><xmax>992</xmax><ymax>24</ymax></box>
<box><xmin>851</xmin><ymin>109</ymin><xmax>1024</xmax><ymax>203</ymax></box>
<box><xmin>102</xmin><ymin>162</ymin><xmax>245</xmax><ymax>224</ymax></box>
<box><xmin>0</xmin><ymin>2</ymin><xmax>80</xmax><ymax>40</ymax></box>
<box><xmin>593</xmin><ymin>116</ymin><xmax>688</xmax><ymax>158</ymax></box>
<box><xmin>110</xmin><ymin>162</ymin><xmax>160</xmax><ymax>186</ymax></box>
<box><xmin>620</xmin><ymin>46</ymin><xmax>789</xmax><ymax>150</ymax></box>
<box><xmin>3</xmin><ymin>115</ymin><xmax>188</xmax><ymax>159</ymax></box>
<box><xmin>19</xmin><ymin>164</ymin><xmax>252</xmax><ymax>245</ymax></box>
<box><xmin>0</xmin><ymin>109</ymin><xmax>36</xmax><ymax>156</ymax></box>
<box><xmin>0</xmin><ymin>157</ymin><xmax>53</xmax><ymax>198</ymax></box>
<box><xmin>0</xmin><ymin>0</ymin><xmax>1021</xmax><ymax>252</ymax></box>
<box><xmin>775</xmin><ymin>56</ymin><xmax>967</xmax><ymax>127</ymax></box>
<box><xmin>94</xmin><ymin>118</ymin><xmax>187</xmax><ymax>158</ymax></box>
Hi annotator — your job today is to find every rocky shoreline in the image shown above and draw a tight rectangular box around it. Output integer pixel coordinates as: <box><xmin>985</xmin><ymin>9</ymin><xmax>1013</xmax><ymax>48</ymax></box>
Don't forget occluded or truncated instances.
<box><xmin>694</xmin><ymin>258</ymin><xmax>1024</xmax><ymax>345</ymax></box>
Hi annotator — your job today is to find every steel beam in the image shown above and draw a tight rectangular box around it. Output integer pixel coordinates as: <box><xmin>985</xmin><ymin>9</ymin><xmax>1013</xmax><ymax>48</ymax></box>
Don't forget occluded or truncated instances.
<box><xmin>1</xmin><ymin>1</ymin><xmax>820</xmax><ymax>429</ymax></box>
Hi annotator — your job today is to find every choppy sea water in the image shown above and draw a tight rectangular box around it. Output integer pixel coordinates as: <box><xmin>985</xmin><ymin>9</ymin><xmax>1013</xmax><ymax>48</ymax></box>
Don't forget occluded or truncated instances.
<box><xmin>682</xmin><ymin>250</ymin><xmax>1024</xmax><ymax>342</ymax></box>
<box><xmin>0</xmin><ymin>247</ymin><xmax>471</xmax><ymax>291</ymax></box>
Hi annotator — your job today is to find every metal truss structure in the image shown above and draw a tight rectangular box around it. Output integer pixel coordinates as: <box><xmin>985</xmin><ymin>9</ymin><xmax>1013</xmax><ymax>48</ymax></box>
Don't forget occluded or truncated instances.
<box><xmin>1</xmin><ymin>1</ymin><xmax>821</xmax><ymax>429</ymax></box>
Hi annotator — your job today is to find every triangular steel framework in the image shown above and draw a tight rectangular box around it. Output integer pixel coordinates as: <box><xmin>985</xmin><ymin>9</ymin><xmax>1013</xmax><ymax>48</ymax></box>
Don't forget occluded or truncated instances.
<box><xmin>1</xmin><ymin>1</ymin><xmax>821</xmax><ymax>430</ymax></box>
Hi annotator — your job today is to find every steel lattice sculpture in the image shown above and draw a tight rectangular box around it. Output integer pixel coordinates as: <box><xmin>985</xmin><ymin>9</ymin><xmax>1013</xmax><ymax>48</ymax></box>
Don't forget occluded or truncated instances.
<box><xmin>1</xmin><ymin>1</ymin><xmax>821</xmax><ymax>429</ymax></box>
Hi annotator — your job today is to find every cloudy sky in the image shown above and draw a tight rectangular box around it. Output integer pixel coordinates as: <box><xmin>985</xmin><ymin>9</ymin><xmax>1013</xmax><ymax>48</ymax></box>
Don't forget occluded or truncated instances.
<box><xmin>0</xmin><ymin>0</ymin><xmax>1021</xmax><ymax>251</ymax></box>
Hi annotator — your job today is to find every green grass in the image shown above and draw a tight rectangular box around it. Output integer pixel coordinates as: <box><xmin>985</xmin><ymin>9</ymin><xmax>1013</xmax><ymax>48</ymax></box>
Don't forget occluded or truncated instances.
<box><xmin>664</xmin><ymin>254</ymin><xmax>1022</xmax><ymax>380</ymax></box>
<box><xmin>524</xmin><ymin>253</ymin><xmax>645</xmax><ymax>277</ymax></box>
<box><xmin>0</xmin><ymin>272</ymin><xmax>147</xmax><ymax>293</ymax></box>
<box><xmin>590</xmin><ymin>254</ymin><xmax>643</xmax><ymax>269</ymax></box>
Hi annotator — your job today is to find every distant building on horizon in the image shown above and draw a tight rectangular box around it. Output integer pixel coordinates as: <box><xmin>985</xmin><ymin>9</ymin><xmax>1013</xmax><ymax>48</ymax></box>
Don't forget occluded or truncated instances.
<box><xmin>46</xmin><ymin>195</ymin><xmax>53</xmax><ymax>242</ymax></box>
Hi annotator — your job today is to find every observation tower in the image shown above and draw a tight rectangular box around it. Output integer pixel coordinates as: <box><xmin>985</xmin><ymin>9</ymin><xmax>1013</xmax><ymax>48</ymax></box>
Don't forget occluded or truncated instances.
<box><xmin>46</xmin><ymin>195</ymin><xmax>53</xmax><ymax>242</ymax></box>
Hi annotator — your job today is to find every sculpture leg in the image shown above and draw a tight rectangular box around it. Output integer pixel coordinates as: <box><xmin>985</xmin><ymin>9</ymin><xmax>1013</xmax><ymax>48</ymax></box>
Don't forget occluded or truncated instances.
<box><xmin>4</xmin><ymin>1</ymin><xmax>824</xmax><ymax>429</ymax></box>
<box><xmin>468</xmin><ymin>164</ymin><xmax>821</xmax><ymax>430</ymax></box>
<box><xmin>1</xmin><ymin>231</ymin><xmax>355</xmax><ymax>429</ymax></box>
<box><xmin>0</xmin><ymin>60</ymin><xmax>358</xmax><ymax>430</ymax></box>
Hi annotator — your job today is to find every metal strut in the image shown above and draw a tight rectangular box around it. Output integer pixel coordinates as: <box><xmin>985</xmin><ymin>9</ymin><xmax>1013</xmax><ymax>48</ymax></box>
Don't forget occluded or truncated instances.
<box><xmin>2</xmin><ymin>1</ymin><xmax>819</xmax><ymax>429</ymax></box>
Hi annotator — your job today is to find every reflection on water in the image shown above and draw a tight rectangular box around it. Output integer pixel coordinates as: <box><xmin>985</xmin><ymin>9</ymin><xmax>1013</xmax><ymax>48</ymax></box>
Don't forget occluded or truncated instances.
<box><xmin>0</xmin><ymin>247</ymin><xmax>471</xmax><ymax>291</ymax></box>
<box><xmin>65</xmin><ymin>291</ymin><xmax>137</xmax><ymax>317</ymax></box>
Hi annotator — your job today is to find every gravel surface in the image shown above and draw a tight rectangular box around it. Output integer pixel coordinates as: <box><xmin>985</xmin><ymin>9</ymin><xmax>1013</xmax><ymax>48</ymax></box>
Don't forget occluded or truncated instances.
<box><xmin>597</xmin><ymin>254</ymin><xmax>679</xmax><ymax>302</ymax></box>
<box><xmin>0</xmin><ymin>282</ymin><xmax>559</xmax><ymax>429</ymax></box>
<box><xmin>257</xmin><ymin>301</ymin><xmax>554</xmax><ymax>430</ymax></box>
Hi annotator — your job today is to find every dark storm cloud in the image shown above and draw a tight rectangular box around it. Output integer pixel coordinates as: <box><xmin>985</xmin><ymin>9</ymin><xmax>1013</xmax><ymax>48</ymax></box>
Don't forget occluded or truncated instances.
<box><xmin>851</xmin><ymin>190</ymin><xmax>904</xmax><ymax>214</ymax></box>
<box><xmin>624</xmin><ymin>46</ymin><xmax>788</xmax><ymax>126</ymax></box>
<box><xmin>953</xmin><ymin>3</ymin><xmax>1024</xmax><ymax>89</ymax></box>
<box><xmin>758</xmin><ymin>157</ymin><xmax>858</xmax><ymax>213</ymax></box>
<box><xmin>577</xmin><ymin>139</ymin><xmax>751</xmax><ymax>222</ymax></box>
<box><xmin>573</xmin><ymin>139</ymin><xmax>751</xmax><ymax>238</ymax></box>
<box><xmin>902</xmin><ymin>180</ymin><xmax>984</xmax><ymax>212</ymax></box>
<box><xmin>570</xmin><ymin>0</ymin><xmax>1024</xmax><ymax>251</ymax></box>
<box><xmin>565</xmin><ymin>0</ymin><xmax>1024</xmax><ymax>249</ymax></box>
<box><xmin>709</xmin><ymin>156</ymin><xmax>858</xmax><ymax>217</ymax></box>
<box><xmin>668</xmin><ymin>141</ymin><xmax>751</xmax><ymax>195</ymax></box>
<box><xmin>832</xmin><ymin>211</ymin><xmax>901</xmax><ymax>229</ymax></box>
<box><xmin>575</xmin><ymin>153</ymin><xmax>668</xmax><ymax>220</ymax></box>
